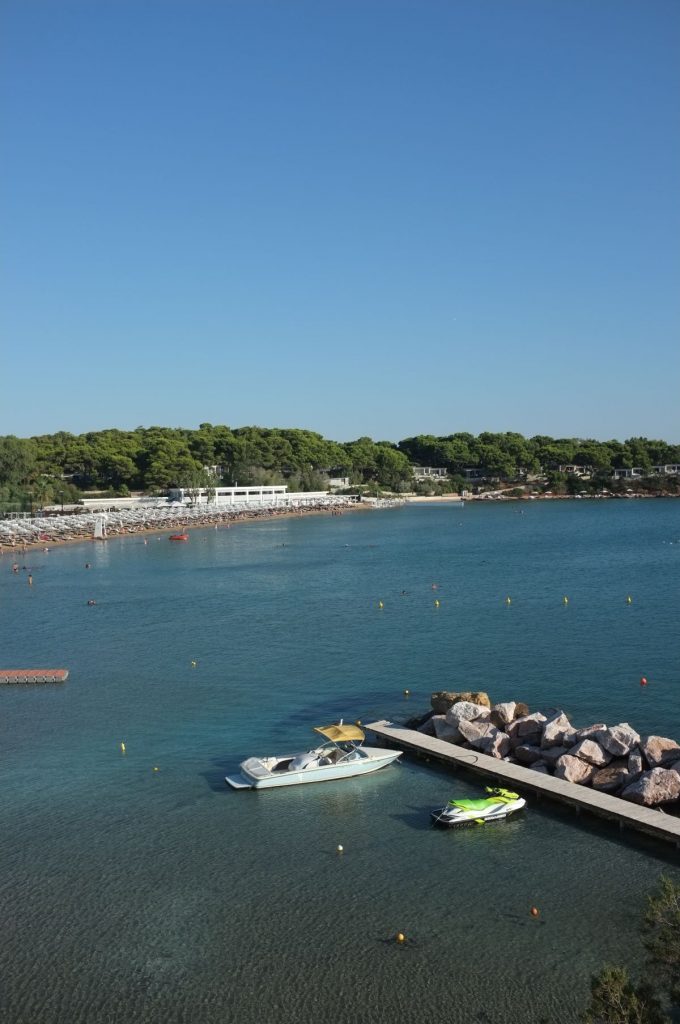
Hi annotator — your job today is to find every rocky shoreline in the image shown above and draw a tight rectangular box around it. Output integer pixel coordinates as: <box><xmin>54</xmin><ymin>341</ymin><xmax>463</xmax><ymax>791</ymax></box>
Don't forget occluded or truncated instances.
<box><xmin>416</xmin><ymin>691</ymin><xmax>680</xmax><ymax>809</ymax></box>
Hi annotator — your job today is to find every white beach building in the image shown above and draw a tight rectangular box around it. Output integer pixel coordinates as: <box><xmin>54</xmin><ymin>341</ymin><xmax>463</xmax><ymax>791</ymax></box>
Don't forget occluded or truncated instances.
<box><xmin>166</xmin><ymin>485</ymin><xmax>333</xmax><ymax>507</ymax></box>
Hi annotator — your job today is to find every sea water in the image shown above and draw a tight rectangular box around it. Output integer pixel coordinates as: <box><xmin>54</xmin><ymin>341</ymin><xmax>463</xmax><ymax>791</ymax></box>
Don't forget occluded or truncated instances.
<box><xmin>1</xmin><ymin>499</ymin><xmax>679</xmax><ymax>1023</ymax></box>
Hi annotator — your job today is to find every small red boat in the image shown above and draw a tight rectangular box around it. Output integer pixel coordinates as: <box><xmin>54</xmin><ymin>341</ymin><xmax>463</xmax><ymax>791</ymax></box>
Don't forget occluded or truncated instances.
<box><xmin>169</xmin><ymin>532</ymin><xmax>189</xmax><ymax>542</ymax></box>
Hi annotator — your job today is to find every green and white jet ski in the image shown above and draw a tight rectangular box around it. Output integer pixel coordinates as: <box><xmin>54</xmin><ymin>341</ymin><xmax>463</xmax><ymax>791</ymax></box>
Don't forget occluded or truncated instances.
<box><xmin>431</xmin><ymin>786</ymin><xmax>526</xmax><ymax>827</ymax></box>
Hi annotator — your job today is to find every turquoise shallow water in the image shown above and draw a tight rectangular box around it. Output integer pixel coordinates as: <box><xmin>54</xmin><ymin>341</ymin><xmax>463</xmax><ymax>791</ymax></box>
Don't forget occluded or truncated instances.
<box><xmin>1</xmin><ymin>500</ymin><xmax>679</xmax><ymax>1024</ymax></box>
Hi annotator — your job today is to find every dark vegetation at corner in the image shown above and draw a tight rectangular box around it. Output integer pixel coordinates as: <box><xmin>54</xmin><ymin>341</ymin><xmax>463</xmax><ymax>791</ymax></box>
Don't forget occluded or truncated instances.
<box><xmin>0</xmin><ymin>425</ymin><xmax>679</xmax><ymax>512</ymax></box>
<box><xmin>582</xmin><ymin>875</ymin><xmax>680</xmax><ymax>1023</ymax></box>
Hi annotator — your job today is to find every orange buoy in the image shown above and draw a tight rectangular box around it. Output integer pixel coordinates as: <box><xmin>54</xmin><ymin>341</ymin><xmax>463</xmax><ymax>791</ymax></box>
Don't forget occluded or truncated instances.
<box><xmin>530</xmin><ymin>906</ymin><xmax>540</xmax><ymax>918</ymax></box>
<box><xmin>396</xmin><ymin>932</ymin><xmax>406</xmax><ymax>944</ymax></box>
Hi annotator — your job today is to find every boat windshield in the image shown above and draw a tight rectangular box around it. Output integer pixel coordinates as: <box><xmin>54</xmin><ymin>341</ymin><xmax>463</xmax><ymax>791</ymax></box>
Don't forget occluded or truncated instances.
<box><xmin>289</xmin><ymin>752</ymin><xmax>321</xmax><ymax>771</ymax></box>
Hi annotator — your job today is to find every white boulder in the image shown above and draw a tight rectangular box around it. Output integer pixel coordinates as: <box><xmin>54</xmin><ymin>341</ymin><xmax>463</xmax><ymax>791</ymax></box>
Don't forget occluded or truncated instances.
<box><xmin>445</xmin><ymin>701</ymin><xmax>489</xmax><ymax>726</ymax></box>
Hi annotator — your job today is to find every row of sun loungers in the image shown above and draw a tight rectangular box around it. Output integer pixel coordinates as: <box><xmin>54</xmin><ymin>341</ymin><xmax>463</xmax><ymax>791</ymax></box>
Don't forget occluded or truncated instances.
<box><xmin>0</xmin><ymin>496</ymin><xmax>357</xmax><ymax>549</ymax></box>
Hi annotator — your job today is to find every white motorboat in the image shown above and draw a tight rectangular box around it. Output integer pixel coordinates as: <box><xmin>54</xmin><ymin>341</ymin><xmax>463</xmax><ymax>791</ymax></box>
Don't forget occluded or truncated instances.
<box><xmin>225</xmin><ymin>723</ymin><xmax>402</xmax><ymax>790</ymax></box>
<box><xmin>431</xmin><ymin>787</ymin><xmax>526</xmax><ymax>827</ymax></box>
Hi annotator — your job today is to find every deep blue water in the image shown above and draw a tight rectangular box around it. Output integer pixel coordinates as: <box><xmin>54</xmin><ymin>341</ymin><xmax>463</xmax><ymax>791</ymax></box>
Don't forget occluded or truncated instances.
<box><xmin>1</xmin><ymin>500</ymin><xmax>679</xmax><ymax>1024</ymax></box>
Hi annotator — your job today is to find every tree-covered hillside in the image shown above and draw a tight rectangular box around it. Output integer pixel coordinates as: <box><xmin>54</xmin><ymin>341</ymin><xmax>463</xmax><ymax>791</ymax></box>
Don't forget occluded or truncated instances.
<box><xmin>1</xmin><ymin>425</ymin><xmax>679</xmax><ymax>511</ymax></box>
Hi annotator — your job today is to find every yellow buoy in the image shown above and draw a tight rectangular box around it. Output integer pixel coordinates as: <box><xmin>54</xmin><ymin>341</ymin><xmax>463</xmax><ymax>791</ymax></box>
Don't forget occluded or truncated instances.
<box><xmin>153</xmin><ymin>766</ymin><xmax>159</xmax><ymax>772</ymax></box>
<box><xmin>120</xmin><ymin>742</ymin><xmax>126</xmax><ymax>753</ymax></box>
<box><xmin>626</xmin><ymin>595</ymin><xmax>632</xmax><ymax>604</ymax></box>
<box><xmin>191</xmin><ymin>660</ymin><xmax>197</xmax><ymax>668</ymax></box>
<box><xmin>403</xmin><ymin>689</ymin><xmax>410</xmax><ymax>697</ymax></box>
<box><xmin>378</xmin><ymin>601</ymin><xmax>384</xmax><ymax>609</ymax></box>
<box><xmin>505</xmin><ymin>596</ymin><xmax>512</xmax><ymax>605</ymax></box>
<box><xmin>396</xmin><ymin>932</ymin><xmax>406</xmax><ymax>944</ymax></box>
<box><xmin>355</xmin><ymin>719</ymin><xmax>362</xmax><ymax>726</ymax></box>
<box><xmin>434</xmin><ymin>599</ymin><xmax>440</xmax><ymax>607</ymax></box>
<box><xmin>563</xmin><ymin>596</ymin><xmax>569</xmax><ymax>604</ymax></box>
<box><xmin>336</xmin><ymin>844</ymin><xmax>344</xmax><ymax>854</ymax></box>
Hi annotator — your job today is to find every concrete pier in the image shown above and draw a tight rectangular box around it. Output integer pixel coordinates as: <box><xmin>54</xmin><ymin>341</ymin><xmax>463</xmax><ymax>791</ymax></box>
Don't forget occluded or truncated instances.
<box><xmin>366</xmin><ymin>720</ymin><xmax>680</xmax><ymax>848</ymax></box>
<box><xmin>0</xmin><ymin>669</ymin><xmax>69</xmax><ymax>684</ymax></box>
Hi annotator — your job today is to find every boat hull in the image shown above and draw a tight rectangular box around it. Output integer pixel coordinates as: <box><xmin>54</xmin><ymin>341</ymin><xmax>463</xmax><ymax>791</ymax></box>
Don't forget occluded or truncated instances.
<box><xmin>226</xmin><ymin>747</ymin><xmax>400</xmax><ymax>790</ymax></box>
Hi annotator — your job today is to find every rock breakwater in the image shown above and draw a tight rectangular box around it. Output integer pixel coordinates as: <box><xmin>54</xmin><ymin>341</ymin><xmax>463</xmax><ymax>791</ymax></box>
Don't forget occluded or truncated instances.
<box><xmin>417</xmin><ymin>692</ymin><xmax>680</xmax><ymax>809</ymax></box>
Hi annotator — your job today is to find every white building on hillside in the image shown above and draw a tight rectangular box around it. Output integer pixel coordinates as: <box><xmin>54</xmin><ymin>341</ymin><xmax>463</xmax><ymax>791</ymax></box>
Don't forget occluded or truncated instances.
<box><xmin>412</xmin><ymin>466</ymin><xmax>448</xmax><ymax>481</ymax></box>
<box><xmin>167</xmin><ymin>485</ymin><xmax>333</xmax><ymax>507</ymax></box>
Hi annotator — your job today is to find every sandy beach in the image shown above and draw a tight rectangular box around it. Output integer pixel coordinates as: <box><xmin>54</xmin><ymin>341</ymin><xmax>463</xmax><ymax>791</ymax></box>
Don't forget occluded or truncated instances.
<box><xmin>0</xmin><ymin>496</ymin><xmax>367</xmax><ymax>555</ymax></box>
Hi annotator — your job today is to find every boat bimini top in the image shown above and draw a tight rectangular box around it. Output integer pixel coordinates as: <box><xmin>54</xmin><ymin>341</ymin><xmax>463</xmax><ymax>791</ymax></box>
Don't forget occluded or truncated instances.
<box><xmin>314</xmin><ymin>724</ymin><xmax>365</xmax><ymax>744</ymax></box>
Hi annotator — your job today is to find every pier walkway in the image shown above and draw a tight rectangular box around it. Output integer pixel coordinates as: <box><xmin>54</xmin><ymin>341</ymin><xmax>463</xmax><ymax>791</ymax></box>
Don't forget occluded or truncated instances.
<box><xmin>366</xmin><ymin>720</ymin><xmax>680</xmax><ymax>848</ymax></box>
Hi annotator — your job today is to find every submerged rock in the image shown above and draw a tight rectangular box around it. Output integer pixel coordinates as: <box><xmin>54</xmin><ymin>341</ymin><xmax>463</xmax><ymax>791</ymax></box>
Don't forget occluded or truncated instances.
<box><xmin>569</xmin><ymin>739</ymin><xmax>612</xmax><ymax>767</ymax></box>
<box><xmin>554</xmin><ymin>754</ymin><xmax>596</xmax><ymax>785</ymax></box>
<box><xmin>430</xmin><ymin>691</ymin><xmax>491</xmax><ymax>714</ymax></box>
<box><xmin>640</xmin><ymin>736</ymin><xmax>680</xmax><ymax>769</ymax></box>
<box><xmin>621</xmin><ymin>768</ymin><xmax>680</xmax><ymax>807</ymax></box>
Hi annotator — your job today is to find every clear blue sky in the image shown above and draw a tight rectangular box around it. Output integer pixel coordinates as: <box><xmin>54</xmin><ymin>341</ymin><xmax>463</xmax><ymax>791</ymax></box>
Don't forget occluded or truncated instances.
<box><xmin>2</xmin><ymin>0</ymin><xmax>679</xmax><ymax>442</ymax></box>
